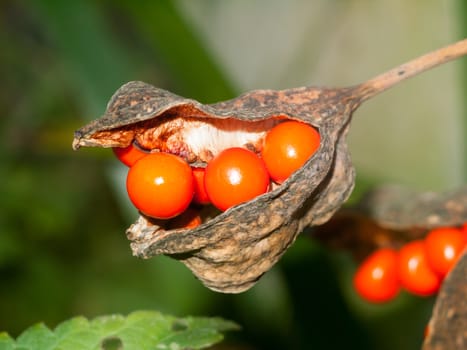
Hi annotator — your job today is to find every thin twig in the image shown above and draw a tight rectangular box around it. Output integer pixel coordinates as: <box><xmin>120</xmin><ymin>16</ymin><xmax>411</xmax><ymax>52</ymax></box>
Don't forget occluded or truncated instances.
<box><xmin>354</xmin><ymin>38</ymin><xmax>467</xmax><ymax>103</ymax></box>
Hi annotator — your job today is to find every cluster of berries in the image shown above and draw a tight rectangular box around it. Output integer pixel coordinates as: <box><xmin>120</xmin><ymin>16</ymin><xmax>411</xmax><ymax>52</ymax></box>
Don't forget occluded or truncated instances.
<box><xmin>353</xmin><ymin>223</ymin><xmax>467</xmax><ymax>303</ymax></box>
<box><xmin>112</xmin><ymin>121</ymin><xmax>320</xmax><ymax>229</ymax></box>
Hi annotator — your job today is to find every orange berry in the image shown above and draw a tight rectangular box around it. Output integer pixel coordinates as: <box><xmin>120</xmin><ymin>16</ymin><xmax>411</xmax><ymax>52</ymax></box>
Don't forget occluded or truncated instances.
<box><xmin>192</xmin><ymin>167</ymin><xmax>210</xmax><ymax>205</ymax></box>
<box><xmin>113</xmin><ymin>143</ymin><xmax>147</xmax><ymax>167</ymax></box>
<box><xmin>425</xmin><ymin>227</ymin><xmax>466</xmax><ymax>278</ymax></box>
<box><xmin>205</xmin><ymin>147</ymin><xmax>269</xmax><ymax>211</ymax></box>
<box><xmin>126</xmin><ymin>153</ymin><xmax>194</xmax><ymax>219</ymax></box>
<box><xmin>461</xmin><ymin>222</ymin><xmax>467</xmax><ymax>236</ymax></box>
<box><xmin>353</xmin><ymin>248</ymin><xmax>400</xmax><ymax>303</ymax></box>
<box><xmin>398</xmin><ymin>240</ymin><xmax>441</xmax><ymax>296</ymax></box>
<box><xmin>261</xmin><ymin>121</ymin><xmax>320</xmax><ymax>183</ymax></box>
<box><xmin>169</xmin><ymin>207</ymin><xmax>202</xmax><ymax>229</ymax></box>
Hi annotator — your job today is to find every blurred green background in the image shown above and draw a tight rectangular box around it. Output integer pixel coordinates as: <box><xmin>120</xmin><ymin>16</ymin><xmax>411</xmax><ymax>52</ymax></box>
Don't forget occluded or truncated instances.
<box><xmin>1</xmin><ymin>1</ymin><xmax>465</xmax><ymax>349</ymax></box>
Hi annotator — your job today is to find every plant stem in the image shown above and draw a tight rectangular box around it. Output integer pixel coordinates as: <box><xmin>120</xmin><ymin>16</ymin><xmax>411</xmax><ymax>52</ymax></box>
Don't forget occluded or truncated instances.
<box><xmin>354</xmin><ymin>38</ymin><xmax>467</xmax><ymax>102</ymax></box>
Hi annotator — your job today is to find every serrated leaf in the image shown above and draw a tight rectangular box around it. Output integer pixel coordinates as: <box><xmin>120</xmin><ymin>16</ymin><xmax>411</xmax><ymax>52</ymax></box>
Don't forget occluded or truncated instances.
<box><xmin>156</xmin><ymin>317</ymin><xmax>240</xmax><ymax>350</ymax></box>
<box><xmin>0</xmin><ymin>333</ymin><xmax>16</xmax><ymax>350</ymax></box>
<box><xmin>1</xmin><ymin>311</ymin><xmax>238</xmax><ymax>350</ymax></box>
<box><xmin>17</xmin><ymin>323</ymin><xmax>56</xmax><ymax>349</ymax></box>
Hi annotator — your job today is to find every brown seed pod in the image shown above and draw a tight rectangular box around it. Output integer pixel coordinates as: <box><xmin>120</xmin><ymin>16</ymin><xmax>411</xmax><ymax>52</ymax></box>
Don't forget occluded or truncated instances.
<box><xmin>311</xmin><ymin>185</ymin><xmax>467</xmax><ymax>262</ymax></box>
<box><xmin>73</xmin><ymin>39</ymin><xmax>467</xmax><ymax>293</ymax></box>
<box><xmin>357</xmin><ymin>185</ymin><xmax>467</xmax><ymax>231</ymax></box>
<box><xmin>423</xmin><ymin>249</ymin><xmax>467</xmax><ymax>350</ymax></box>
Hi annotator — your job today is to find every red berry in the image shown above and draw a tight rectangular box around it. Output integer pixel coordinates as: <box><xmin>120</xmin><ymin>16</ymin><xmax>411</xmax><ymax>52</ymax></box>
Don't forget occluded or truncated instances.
<box><xmin>397</xmin><ymin>240</ymin><xmax>441</xmax><ymax>296</ymax></box>
<box><xmin>461</xmin><ymin>222</ymin><xmax>467</xmax><ymax>236</ymax></box>
<box><xmin>113</xmin><ymin>144</ymin><xmax>147</xmax><ymax>167</ymax></box>
<box><xmin>126</xmin><ymin>153</ymin><xmax>194</xmax><ymax>219</ymax></box>
<box><xmin>204</xmin><ymin>147</ymin><xmax>270</xmax><ymax>211</ymax></box>
<box><xmin>425</xmin><ymin>227</ymin><xmax>466</xmax><ymax>278</ymax></box>
<box><xmin>424</xmin><ymin>324</ymin><xmax>431</xmax><ymax>339</ymax></box>
<box><xmin>169</xmin><ymin>207</ymin><xmax>202</xmax><ymax>229</ymax></box>
<box><xmin>261</xmin><ymin>121</ymin><xmax>320</xmax><ymax>183</ymax></box>
<box><xmin>353</xmin><ymin>248</ymin><xmax>400</xmax><ymax>303</ymax></box>
<box><xmin>192</xmin><ymin>167</ymin><xmax>210</xmax><ymax>205</ymax></box>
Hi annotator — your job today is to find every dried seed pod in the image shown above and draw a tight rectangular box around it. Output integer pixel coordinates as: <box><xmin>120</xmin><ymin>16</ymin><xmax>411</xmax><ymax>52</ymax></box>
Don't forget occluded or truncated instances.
<box><xmin>423</xmin><ymin>249</ymin><xmax>467</xmax><ymax>350</ymax></box>
<box><xmin>358</xmin><ymin>185</ymin><xmax>467</xmax><ymax>231</ymax></box>
<box><xmin>74</xmin><ymin>82</ymin><xmax>357</xmax><ymax>293</ymax></box>
<box><xmin>311</xmin><ymin>185</ymin><xmax>467</xmax><ymax>262</ymax></box>
<box><xmin>73</xmin><ymin>39</ymin><xmax>467</xmax><ymax>293</ymax></box>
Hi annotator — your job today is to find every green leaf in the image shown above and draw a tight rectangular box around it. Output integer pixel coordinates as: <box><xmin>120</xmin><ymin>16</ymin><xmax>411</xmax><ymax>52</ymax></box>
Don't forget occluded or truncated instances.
<box><xmin>17</xmin><ymin>324</ymin><xmax>56</xmax><ymax>349</ymax></box>
<box><xmin>2</xmin><ymin>311</ymin><xmax>238</xmax><ymax>350</ymax></box>
<box><xmin>0</xmin><ymin>333</ymin><xmax>17</xmax><ymax>350</ymax></box>
<box><xmin>156</xmin><ymin>316</ymin><xmax>240</xmax><ymax>349</ymax></box>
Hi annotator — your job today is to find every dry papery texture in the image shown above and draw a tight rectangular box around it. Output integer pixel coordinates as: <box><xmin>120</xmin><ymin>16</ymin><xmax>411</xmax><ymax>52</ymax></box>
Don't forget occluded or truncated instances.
<box><xmin>73</xmin><ymin>81</ymin><xmax>357</xmax><ymax>293</ymax></box>
<box><xmin>358</xmin><ymin>185</ymin><xmax>467</xmax><ymax>231</ymax></box>
<box><xmin>423</xmin><ymin>249</ymin><xmax>467</xmax><ymax>350</ymax></box>
<box><xmin>312</xmin><ymin>185</ymin><xmax>467</xmax><ymax>350</ymax></box>
<box><xmin>73</xmin><ymin>39</ymin><xmax>467</xmax><ymax>293</ymax></box>
<box><xmin>313</xmin><ymin>185</ymin><xmax>467</xmax><ymax>261</ymax></box>
<box><xmin>354</xmin><ymin>185</ymin><xmax>467</xmax><ymax>350</ymax></box>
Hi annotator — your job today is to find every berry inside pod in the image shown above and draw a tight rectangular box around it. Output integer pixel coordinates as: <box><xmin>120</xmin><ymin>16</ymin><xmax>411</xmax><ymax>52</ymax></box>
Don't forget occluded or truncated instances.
<box><xmin>73</xmin><ymin>81</ymin><xmax>357</xmax><ymax>292</ymax></box>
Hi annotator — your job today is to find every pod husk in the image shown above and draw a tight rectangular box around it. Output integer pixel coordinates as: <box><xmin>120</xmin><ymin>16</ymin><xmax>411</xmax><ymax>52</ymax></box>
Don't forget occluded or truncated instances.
<box><xmin>423</xmin><ymin>249</ymin><xmax>467</xmax><ymax>350</ymax></box>
<box><xmin>73</xmin><ymin>39</ymin><xmax>467</xmax><ymax>293</ymax></box>
<box><xmin>73</xmin><ymin>81</ymin><xmax>359</xmax><ymax>293</ymax></box>
<box><xmin>357</xmin><ymin>185</ymin><xmax>467</xmax><ymax>230</ymax></box>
